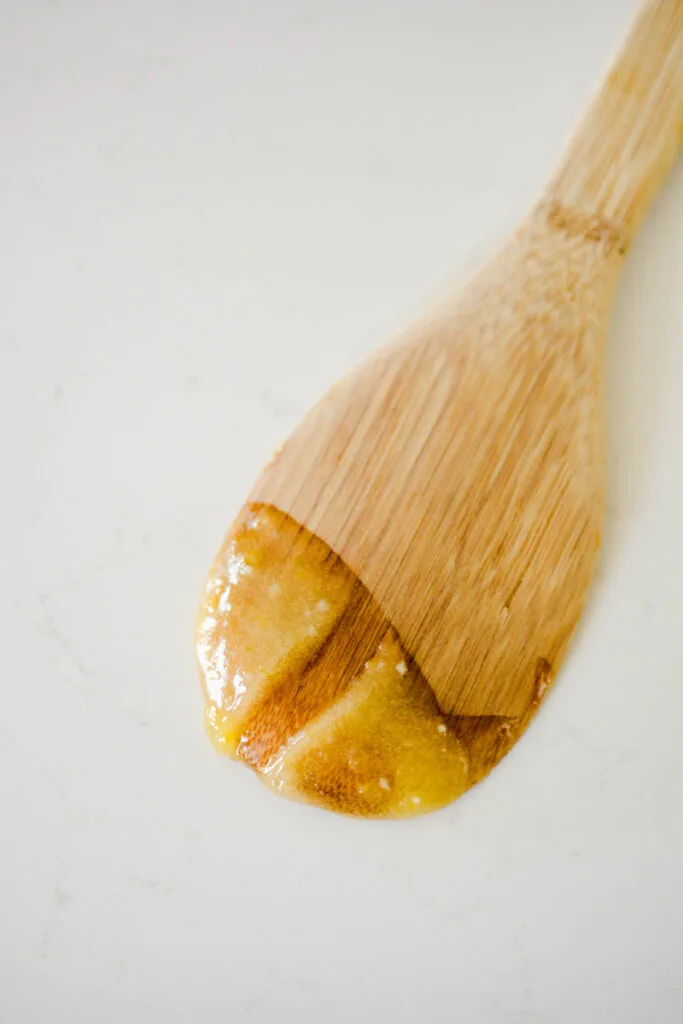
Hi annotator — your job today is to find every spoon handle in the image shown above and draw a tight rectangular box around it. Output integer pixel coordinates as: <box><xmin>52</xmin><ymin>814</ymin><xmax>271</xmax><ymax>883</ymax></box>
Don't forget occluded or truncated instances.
<box><xmin>547</xmin><ymin>0</ymin><xmax>682</xmax><ymax>245</ymax></box>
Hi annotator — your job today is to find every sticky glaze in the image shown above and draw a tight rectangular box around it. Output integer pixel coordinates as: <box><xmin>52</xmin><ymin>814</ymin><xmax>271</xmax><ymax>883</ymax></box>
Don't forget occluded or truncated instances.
<box><xmin>196</xmin><ymin>504</ymin><xmax>527</xmax><ymax>818</ymax></box>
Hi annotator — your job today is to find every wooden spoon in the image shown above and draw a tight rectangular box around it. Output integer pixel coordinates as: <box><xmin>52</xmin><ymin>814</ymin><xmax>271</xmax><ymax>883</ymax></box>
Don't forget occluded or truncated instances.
<box><xmin>251</xmin><ymin>0</ymin><xmax>682</xmax><ymax>722</ymax></box>
<box><xmin>198</xmin><ymin>1</ymin><xmax>683</xmax><ymax>816</ymax></box>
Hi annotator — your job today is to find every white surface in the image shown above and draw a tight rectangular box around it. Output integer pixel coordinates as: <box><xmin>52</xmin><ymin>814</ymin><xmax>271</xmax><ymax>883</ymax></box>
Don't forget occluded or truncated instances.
<box><xmin>1</xmin><ymin>1</ymin><xmax>682</xmax><ymax>1021</ymax></box>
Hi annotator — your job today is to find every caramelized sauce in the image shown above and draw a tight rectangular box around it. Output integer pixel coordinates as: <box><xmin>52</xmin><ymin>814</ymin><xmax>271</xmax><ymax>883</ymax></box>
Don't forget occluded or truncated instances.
<box><xmin>196</xmin><ymin>505</ymin><xmax>527</xmax><ymax>818</ymax></box>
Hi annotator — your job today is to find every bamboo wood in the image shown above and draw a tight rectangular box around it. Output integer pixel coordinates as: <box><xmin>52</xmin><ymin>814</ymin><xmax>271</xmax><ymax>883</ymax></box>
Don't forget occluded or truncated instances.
<box><xmin>251</xmin><ymin>0</ymin><xmax>682</xmax><ymax>717</ymax></box>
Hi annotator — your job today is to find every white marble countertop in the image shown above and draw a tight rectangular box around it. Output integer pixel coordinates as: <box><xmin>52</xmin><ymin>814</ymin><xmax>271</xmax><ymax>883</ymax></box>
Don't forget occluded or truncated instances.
<box><xmin>2</xmin><ymin>1</ymin><xmax>682</xmax><ymax>1021</ymax></box>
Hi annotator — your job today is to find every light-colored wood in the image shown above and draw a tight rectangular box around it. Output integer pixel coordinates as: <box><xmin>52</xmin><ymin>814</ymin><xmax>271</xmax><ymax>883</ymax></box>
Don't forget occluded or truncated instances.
<box><xmin>549</xmin><ymin>0</ymin><xmax>683</xmax><ymax>241</ymax></box>
<box><xmin>251</xmin><ymin>0</ymin><xmax>682</xmax><ymax>717</ymax></box>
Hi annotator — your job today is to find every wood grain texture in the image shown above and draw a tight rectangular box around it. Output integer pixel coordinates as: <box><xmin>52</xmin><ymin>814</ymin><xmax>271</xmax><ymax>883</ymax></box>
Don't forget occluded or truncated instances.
<box><xmin>251</xmin><ymin>0</ymin><xmax>682</xmax><ymax>717</ymax></box>
<box><xmin>549</xmin><ymin>0</ymin><xmax>683</xmax><ymax>240</ymax></box>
